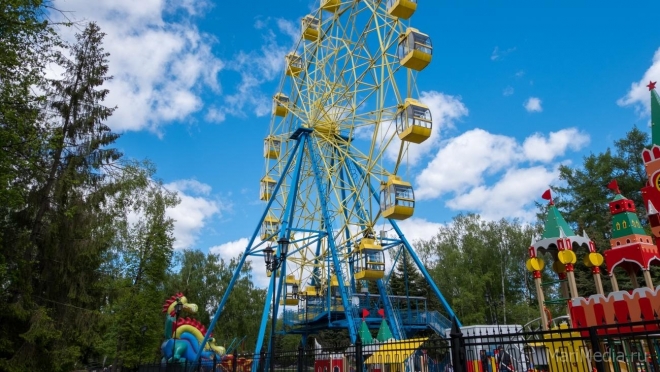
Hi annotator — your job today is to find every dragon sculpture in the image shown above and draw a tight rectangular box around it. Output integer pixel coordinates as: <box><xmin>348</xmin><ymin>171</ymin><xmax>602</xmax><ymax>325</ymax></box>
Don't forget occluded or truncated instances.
<box><xmin>161</xmin><ymin>293</ymin><xmax>226</xmax><ymax>363</ymax></box>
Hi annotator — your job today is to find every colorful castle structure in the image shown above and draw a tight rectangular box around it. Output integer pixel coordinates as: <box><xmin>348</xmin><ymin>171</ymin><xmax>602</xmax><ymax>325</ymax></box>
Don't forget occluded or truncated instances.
<box><xmin>526</xmin><ymin>81</ymin><xmax>660</xmax><ymax>333</ymax></box>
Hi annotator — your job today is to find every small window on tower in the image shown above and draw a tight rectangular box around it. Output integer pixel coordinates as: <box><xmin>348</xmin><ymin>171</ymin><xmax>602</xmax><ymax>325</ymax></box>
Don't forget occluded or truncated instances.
<box><xmin>626</xmin><ymin>239</ymin><xmax>631</xmax><ymax>244</ymax></box>
<box><xmin>617</xmin><ymin>241</ymin><xmax>621</xmax><ymax>246</ymax></box>
<box><xmin>623</xmin><ymin>221</ymin><xmax>627</xmax><ymax>228</ymax></box>
<box><xmin>615</xmin><ymin>204</ymin><xmax>621</xmax><ymax>210</ymax></box>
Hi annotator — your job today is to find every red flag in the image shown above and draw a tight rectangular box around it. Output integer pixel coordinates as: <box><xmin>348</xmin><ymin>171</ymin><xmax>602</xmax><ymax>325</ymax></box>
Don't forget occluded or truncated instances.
<box><xmin>361</xmin><ymin>308</ymin><xmax>369</xmax><ymax>319</ymax></box>
<box><xmin>607</xmin><ymin>179</ymin><xmax>621</xmax><ymax>194</ymax></box>
<box><xmin>377</xmin><ymin>309</ymin><xmax>385</xmax><ymax>318</ymax></box>
<box><xmin>541</xmin><ymin>189</ymin><xmax>553</xmax><ymax>205</ymax></box>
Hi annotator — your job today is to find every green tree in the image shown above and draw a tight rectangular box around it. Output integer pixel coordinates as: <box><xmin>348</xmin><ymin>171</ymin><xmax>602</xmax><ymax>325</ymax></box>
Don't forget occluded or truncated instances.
<box><xmin>415</xmin><ymin>214</ymin><xmax>537</xmax><ymax>326</ymax></box>
<box><xmin>0</xmin><ymin>0</ymin><xmax>55</xmax><ymax>362</ymax></box>
<box><xmin>98</xmin><ymin>163</ymin><xmax>179</xmax><ymax>370</ymax></box>
<box><xmin>0</xmin><ymin>21</ymin><xmax>126</xmax><ymax>371</ymax></box>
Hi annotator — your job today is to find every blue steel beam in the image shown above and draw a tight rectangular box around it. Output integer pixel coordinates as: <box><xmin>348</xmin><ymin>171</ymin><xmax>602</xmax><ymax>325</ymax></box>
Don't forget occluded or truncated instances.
<box><xmin>338</xmin><ymin>161</ymin><xmax>357</xmax><ymax>293</ymax></box>
<box><xmin>254</xmin><ymin>136</ymin><xmax>306</xmax><ymax>372</ymax></box>
<box><xmin>306</xmin><ymin>135</ymin><xmax>358</xmax><ymax>342</ymax></box>
<box><xmin>263</xmin><ymin>130</ymin><xmax>307</xmax><ymax>368</ymax></box>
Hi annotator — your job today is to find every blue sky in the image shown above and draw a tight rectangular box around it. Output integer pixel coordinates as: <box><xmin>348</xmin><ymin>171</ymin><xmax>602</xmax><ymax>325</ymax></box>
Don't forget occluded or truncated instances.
<box><xmin>53</xmin><ymin>0</ymin><xmax>660</xmax><ymax>286</ymax></box>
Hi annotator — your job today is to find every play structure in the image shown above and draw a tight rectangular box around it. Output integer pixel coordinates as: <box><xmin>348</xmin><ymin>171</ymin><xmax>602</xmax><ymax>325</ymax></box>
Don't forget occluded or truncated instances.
<box><xmin>193</xmin><ymin>1</ymin><xmax>459</xmax><ymax>370</ymax></box>
<box><xmin>512</xmin><ymin>82</ymin><xmax>660</xmax><ymax>371</ymax></box>
<box><xmin>160</xmin><ymin>293</ymin><xmax>228</xmax><ymax>364</ymax></box>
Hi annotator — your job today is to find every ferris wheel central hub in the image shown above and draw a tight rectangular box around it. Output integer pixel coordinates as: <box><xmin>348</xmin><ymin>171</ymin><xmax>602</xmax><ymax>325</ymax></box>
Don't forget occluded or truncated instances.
<box><xmin>311</xmin><ymin>120</ymin><xmax>339</xmax><ymax>136</ymax></box>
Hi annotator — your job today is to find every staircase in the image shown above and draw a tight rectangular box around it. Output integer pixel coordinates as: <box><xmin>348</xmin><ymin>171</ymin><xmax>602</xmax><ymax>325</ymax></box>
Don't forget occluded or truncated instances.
<box><xmin>376</xmin><ymin>280</ymin><xmax>406</xmax><ymax>340</ymax></box>
<box><xmin>426</xmin><ymin>311</ymin><xmax>452</xmax><ymax>336</ymax></box>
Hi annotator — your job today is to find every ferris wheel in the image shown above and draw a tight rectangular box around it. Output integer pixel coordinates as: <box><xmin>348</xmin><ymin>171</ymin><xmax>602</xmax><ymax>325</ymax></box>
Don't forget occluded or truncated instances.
<box><xmin>196</xmin><ymin>0</ymin><xmax>459</xmax><ymax>367</ymax></box>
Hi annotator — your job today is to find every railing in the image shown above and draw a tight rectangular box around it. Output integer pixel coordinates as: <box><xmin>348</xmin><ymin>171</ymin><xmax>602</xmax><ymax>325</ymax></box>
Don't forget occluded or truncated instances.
<box><xmin>136</xmin><ymin>318</ymin><xmax>660</xmax><ymax>372</ymax></box>
<box><xmin>426</xmin><ymin>311</ymin><xmax>452</xmax><ymax>335</ymax></box>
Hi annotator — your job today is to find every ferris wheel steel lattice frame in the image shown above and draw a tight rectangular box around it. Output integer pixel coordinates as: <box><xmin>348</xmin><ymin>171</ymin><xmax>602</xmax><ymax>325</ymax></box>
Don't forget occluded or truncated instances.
<box><xmin>193</xmin><ymin>1</ymin><xmax>460</xmax><ymax>369</ymax></box>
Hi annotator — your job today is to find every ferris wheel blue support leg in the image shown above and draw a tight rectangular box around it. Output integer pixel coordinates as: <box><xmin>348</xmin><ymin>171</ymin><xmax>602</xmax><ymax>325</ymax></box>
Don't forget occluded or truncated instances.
<box><xmin>260</xmin><ymin>134</ymin><xmax>306</xmax><ymax>372</ymax></box>
<box><xmin>264</xmin><ymin>132</ymin><xmax>307</xmax><ymax>368</ymax></box>
<box><xmin>190</xmin><ymin>139</ymin><xmax>302</xmax><ymax>372</ymax></box>
<box><xmin>348</xmin><ymin>158</ymin><xmax>462</xmax><ymax>328</ymax></box>
<box><xmin>306</xmin><ymin>134</ymin><xmax>359</xmax><ymax>343</ymax></box>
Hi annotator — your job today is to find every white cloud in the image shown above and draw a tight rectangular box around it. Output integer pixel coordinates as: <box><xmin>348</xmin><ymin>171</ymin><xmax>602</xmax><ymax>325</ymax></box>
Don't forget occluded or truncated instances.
<box><xmin>503</xmin><ymin>86</ymin><xmax>514</xmax><ymax>96</ymax></box>
<box><xmin>394</xmin><ymin>217</ymin><xmax>444</xmax><ymax>244</ymax></box>
<box><xmin>51</xmin><ymin>0</ymin><xmax>224</xmax><ymax>133</ymax></box>
<box><xmin>524</xmin><ymin>97</ymin><xmax>543</xmax><ymax>113</ymax></box>
<box><xmin>209</xmin><ymin>237</ymin><xmax>249</xmax><ymax>261</ymax></box>
<box><xmin>617</xmin><ymin>47</ymin><xmax>660</xmax><ymax>114</ymax></box>
<box><xmin>522</xmin><ymin>128</ymin><xmax>590</xmax><ymax>163</ymax></box>
<box><xmin>415</xmin><ymin>128</ymin><xmax>589</xmax><ymax>221</ymax></box>
<box><xmin>165</xmin><ymin>179</ymin><xmax>221</xmax><ymax>250</ymax></box>
<box><xmin>385</xmin><ymin>91</ymin><xmax>468</xmax><ymax>165</ymax></box>
<box><xmin>415</xmin><ymin>129</ymin><xmax>520</xmax><ymax>199</ymax></box>
<box><xmin>276</xmin><ymin>18</ymin><xmax>301</xmax><ymax>44</ymax></box>
<box><xmin>447</xmin><ymin>166</ymin><xmax>560</xmax><ymax>221</ymax></box>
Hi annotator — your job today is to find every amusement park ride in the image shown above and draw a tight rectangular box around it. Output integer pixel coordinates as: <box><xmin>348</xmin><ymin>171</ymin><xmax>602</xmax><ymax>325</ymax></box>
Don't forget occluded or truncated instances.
<box><xmin>156</xmin><ymin>0</ymin><xmax>660</xmax><ymax>371</ymax></box>
<box><xmin>192</xmin><ymin>0</ymin><xmax>456</xmax><ymax>368</ymax></box>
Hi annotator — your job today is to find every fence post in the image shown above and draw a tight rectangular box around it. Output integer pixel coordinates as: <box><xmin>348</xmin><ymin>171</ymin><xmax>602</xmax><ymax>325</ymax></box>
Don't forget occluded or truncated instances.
<box><xmin>356</xmin><ymin>337</ymin><xmax>363</xmax><ymax>372</ymax></box>
<box><xmin>297</xmin><ymin>343</ymin><xmax>304</xmax><ymax>372</ymax></box>
<box><xmin>233</xmin><ymin>348</ymin><xmax>238</xmax><ymax>372</ymax></box>
<box><xmin>588</xmin><ymin>326</ymin><xmax>605</xmax><ymax>372</ymax></box>
<box><xmin>260</xmin><ymin>349</ymin><xmax>266</xmax><ymax>372</ymax></box>
<box><xmin>449</xmin><ymin>317</ymin><xmax>465</xmax><ymax>372</ymax></box>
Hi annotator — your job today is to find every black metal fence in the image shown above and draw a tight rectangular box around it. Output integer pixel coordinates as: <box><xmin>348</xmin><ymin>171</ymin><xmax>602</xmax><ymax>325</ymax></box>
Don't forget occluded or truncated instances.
<box><xmin>133</xmin><ymin>318</ymin><xmax>660</xmax><ymax>372</ymax></box>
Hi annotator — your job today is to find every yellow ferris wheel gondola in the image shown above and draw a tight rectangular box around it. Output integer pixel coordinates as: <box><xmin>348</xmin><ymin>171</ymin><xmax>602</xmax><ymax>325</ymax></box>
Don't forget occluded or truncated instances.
<box><xmin>260</xmin><ymin>216</ymin><xmax>279</xmax><ymax>241</ymax></box>
<box><xmin>302</xmin><ymin>15</ymin><xmax>320</xmax><ymax>41</ymax></box>
<box><xmin>272</xmin><ymin>93</ymin><xmax>289</xmax><ymax>117</ymax></box>
<box><xmin>386</xmin><ymin>0</ymin><xmax>417</xmax><ymax>19</ymax></box>
<box><xmin>321</xmin><ymin>0</ymin><xmax>340</xmax><ymax>12</ymax></box>
<box><xmin>396</xmin><ymin>98</ymin><xmax>432</xmax><ymax>144</ymax></box>
<box><xmin>263</xmin><ymin>135</ymin><xmax>280</xmax><ymax>159</ymax></box>
<box><xmin>281</xmin><ymin>275</ymin><xmax>300</xmax><ymax>306</ymax></box>
<box><xmin>260</xmin><ymin>176</ymin><xmax>276</xmax><ymax>201</ymax></box>
<box><xmin>354</xmin><ymin>238</ymin><xmax>385</xmax><ymax>280</ymax></box>
<box><xmin>285</xmin><ymin>53</ymin><xmax>303</xmax><ymax>77</ymax></box>
<box><xmin>380</xmin><ymin>175</ymin><xmax>415</xmax><ymax>220</ymax></box>
<box><xmin>398</xmin><ymin>28</ymin><xmax>432</xmax><ymax>71</ymax></box>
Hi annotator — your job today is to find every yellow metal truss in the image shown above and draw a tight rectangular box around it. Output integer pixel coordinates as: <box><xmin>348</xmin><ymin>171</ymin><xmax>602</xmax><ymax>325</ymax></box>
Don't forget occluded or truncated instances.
<box><xmin>261</xmin><ymin>0</ymin><xmax>432</xmax><ymax>294</ymax></box>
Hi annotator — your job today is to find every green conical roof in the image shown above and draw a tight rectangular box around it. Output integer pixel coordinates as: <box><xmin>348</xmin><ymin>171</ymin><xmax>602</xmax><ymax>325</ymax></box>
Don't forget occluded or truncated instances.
<box><xmin>541</xmin><ymin>205</ymin><xmax>575</xmax><ymax>239</ymax></box>
<box><xmin>359</xmin><ymin>320</ymin><xmax>373</xmax><ymax>345</ymax></box>
<box><xmin>652</xmin><ymin>89</ymin><xmax>660</xmax><ymax>146</ymax></box>
<box><xmin>376</xmin><ymin>319</ymin><xmax>393</xmax><ymax>342</ymax></box>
